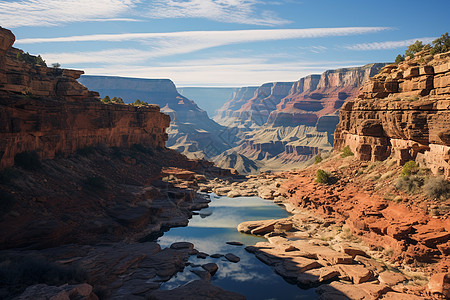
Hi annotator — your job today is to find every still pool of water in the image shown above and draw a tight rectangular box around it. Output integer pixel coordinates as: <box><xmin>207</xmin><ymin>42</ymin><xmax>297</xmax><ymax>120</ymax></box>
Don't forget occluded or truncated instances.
<box><xmin>157</xmin><ymin>194</ymin><xmax>318</xmax><ymax>300</ymax></box>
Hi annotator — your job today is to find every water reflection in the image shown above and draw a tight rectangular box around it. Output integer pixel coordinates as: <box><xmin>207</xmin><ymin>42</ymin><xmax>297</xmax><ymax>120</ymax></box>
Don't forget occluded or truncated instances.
<box><xmin>158</xmin><ymin>194</ymin><xmax>318</xmax><ymax>300</ymax></box>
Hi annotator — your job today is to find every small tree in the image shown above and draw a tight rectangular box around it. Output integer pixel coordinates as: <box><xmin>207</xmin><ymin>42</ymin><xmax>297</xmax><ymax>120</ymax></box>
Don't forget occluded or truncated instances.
<box><xmin>51</xmin><ymin>62</ymin><xmax>61</xmax><ymax>68</ymax></box>
<box><xmin>316</xmin><ymin>169</ymin><xmax>331</xmax><ymax>184</ymax></box>
<box><xmin>314</xmin><ymin>154</ymin><xmax>323</xmax><ymax>164</ymax></box>
<box><xmin>101</xmin><ymin>96</ymin><xmax>111</xmax><ymax>103</ymax></box>
<box><xmin>431</xmin><ymin>32</ymin><xmax>450</xmax><ymax>55</ymax></box>
<box><xmin>405</xmin><ymin>40</ymin><xmax>425</xmax><ymax>58</ymax></box>
<box><xmin>394</xmin><ymin>54</ymin><xmax>405</xmax><ymax>64</ymax></box>
<box><xmin>401</xmin><ymin>160</ymin><xmax>418</xmax><ymax>177</ymax></box>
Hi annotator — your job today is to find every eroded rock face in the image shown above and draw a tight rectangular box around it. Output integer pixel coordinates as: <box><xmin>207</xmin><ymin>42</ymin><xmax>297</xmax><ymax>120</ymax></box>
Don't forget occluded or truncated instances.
<box><xmin>212</xmin><ymin>64</ymin><xmax>386</xmax><ymax>174</ymax></box>
<box><xmin>334</xmin><ymin>51</ymin><xmax>450</xmax><ymax>178</ymax></box>
<box><xmin>0</xmin><ymin>27</ymin><xmax>170</xmax><ymax>169</ymax></box>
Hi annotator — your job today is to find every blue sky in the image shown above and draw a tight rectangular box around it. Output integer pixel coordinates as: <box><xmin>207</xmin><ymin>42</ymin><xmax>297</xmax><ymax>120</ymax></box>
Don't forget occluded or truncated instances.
<box><xmin>1</xmin><ymin>0</ymin><xmax>449</xmax><ymax>87</ymax></box>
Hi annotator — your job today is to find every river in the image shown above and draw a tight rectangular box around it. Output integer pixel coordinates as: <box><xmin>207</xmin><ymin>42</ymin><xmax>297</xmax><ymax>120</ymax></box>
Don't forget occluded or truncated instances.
<box><xmin>157</xmin><ymin>193</ymin><xmax>318</xmax><ymax>300</ymax></box>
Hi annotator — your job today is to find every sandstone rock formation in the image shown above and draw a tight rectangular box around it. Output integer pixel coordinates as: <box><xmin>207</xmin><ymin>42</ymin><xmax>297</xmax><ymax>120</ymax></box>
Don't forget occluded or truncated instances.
<box><xmin>213</xmin><ymin>64</ymin><xmax>386</xmax><ymax>173</ymax></box>
<box><xmin>0</xmin><ymin>27</ymin><xmax>170</xmax><ymax>169</ymax></box>
<box><xmin>334</xmin><ymin>51</ymin><xmax>450</xmax><ymax>178</ymax></box>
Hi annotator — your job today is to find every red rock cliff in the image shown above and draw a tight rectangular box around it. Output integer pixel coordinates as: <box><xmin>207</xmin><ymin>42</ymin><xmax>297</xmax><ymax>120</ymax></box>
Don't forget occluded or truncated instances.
<box><xmin>0</xmin><ymin>27</ymin><xmax>170</xmax><ymax>169</ymax></box>
<box><xmin>334</xmin><ymin>50</ymin><xmax>450</xmax><ymax>178</ymax></box>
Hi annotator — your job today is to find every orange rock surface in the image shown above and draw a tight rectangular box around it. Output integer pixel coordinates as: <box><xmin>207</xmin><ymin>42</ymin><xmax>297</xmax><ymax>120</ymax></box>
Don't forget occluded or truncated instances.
<box><xmin>0</xmin><ymin>27</ymin><xmax>170</xmax><ymax>169</ymax></box>
<box><xmin>334</xmin><ymin>50</ymin><xmax>450</xmax><ymax>178</ymax></box>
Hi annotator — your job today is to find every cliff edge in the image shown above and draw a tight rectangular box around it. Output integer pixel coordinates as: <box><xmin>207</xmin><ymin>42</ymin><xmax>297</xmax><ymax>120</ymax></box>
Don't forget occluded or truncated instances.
<box><xmin>0</xmin><ymin>27</ymin><xmax>170</xmax><ymax>169</ymax></box>
<box><xmin>334</xmin><ymin>50</ymin><xmax>450</xmax><ymax>178</ymax></box>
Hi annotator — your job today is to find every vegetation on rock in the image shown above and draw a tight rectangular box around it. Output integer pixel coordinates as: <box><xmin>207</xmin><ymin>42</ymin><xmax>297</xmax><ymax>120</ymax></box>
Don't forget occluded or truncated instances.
<box><xmin>394</xmin><ymin>32</ymin><xmax>449</xmax><ymax>62</ymax></box>
<box><xmin>401</xmin><ymin>160</ymin><xmax>418</xmax><ymax>177</ymax></box>
<box><xmin>423</xmin><ymin>177</ymin><xmax>450</xmax><ymax>200</ymax></box>
<box><xmin>340</xmin><ymin>146</ymin><xmax>354</xmax><ymax>158</ymax></box>
<box><xmin>314</xmin><ymin>154</ymin><xmax>323</xmax><ymax>164</ymax></box>
<box><xmin>316</xmin><ymin>169</ymin><xmax>331</xmax><ymax>184</ymax></box>
<box><xmin>16</xmin><ymin>51</ymin><xmax>46</xmax><ymax>67</ymax></box>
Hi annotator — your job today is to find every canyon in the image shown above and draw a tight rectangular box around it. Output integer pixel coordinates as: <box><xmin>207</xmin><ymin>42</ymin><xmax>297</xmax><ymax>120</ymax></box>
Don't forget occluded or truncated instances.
<box><xmin>79</xmin><ymin>75</ymin><xmax>235</xmax><ymax>159</ymax></box>
<box><xmin>213</xmin><ymin>63</ymin><xmax>387</xmax><ymax>174</ymax></box>
<box><xmin>1</xmin><ymin>23</ymin><xmax>449</xmax><ymax>300</ymax></box>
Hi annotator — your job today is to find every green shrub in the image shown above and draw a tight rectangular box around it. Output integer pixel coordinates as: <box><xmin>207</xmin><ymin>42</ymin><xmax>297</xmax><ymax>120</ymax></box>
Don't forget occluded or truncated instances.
<box><xmin>340</xmin><ymin>146</ymin><xmax>354</xmax><ymax>158</ymax></box>
<box><xmin>401</xmin><ymin>160</ymin><xmax>418</xmax><ymax>177</ymax></box>
<box><xmin>84</xmin><ymin>176</ymin><xmax>106</xmax><ymax>191</ymax></box>
<box><xmin>14</xmin><ymin>151</ymin><xmax>41</xmax><ymax>170</ymax></box>
<box><xmin>395</xmin><ymin>54</ymin><xmax>405</xmax><ymax>64</ymax></box>
<box><xmin>395</xmin><ymin>175</ymin><xmax>424</xmax><ymax>194</ymax></box>
<box><xmin>0</xmin><ymin>190</ymin><xmax>15</xmax><ymax>214</ymax></box>
<box><xmin>314</xmin><ymin>154</ymin><xmax>323</xmax><ymax>164</ymax></box>
<box><xmin>316</xmin><ymin>169</ymin><xmax>331</xmax><ymax>184</ymax></box>
<box><xmin>430</xmin><ymin>32</ymin><xmax>450</xmax><ymax>55</ymax></box>
<box><xmin>423</xmin><ymin>177</ymin><xmax>450</xmax><ymax>200</ymax></box>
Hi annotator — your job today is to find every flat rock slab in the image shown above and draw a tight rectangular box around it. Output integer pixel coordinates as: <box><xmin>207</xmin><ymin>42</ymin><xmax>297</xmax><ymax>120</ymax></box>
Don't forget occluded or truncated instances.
<box><xmin>378</xmin><ymin>271</ymin><xmax>406</xmax><ymax>286</ymax></box>
<box><xmin>224</xmin><ymin>253</ymin><xmax>240</xmax><ymax>263</ymax></box>
<box><xmin>191</xmin><ymin>269</ymin><xmax>211</xmax><ymax>281</ymax></box>
<box><xmin>197</xmin><ymin>252</ymin><xmax>209</xmax><ymax>259</ymax></box>
<box><xmin>210</xmin><ymin>254</ymin><xmax>223</xmax><ymax>258</ymax></box>
<box><xmin>170</xmin><ymin>242</ymin><xmax>194</xmax><ymax>250</ymax></box>
<box><xmin>336</xmin><ymin>264</ymin><xmax>374</xmax><ymax>284</ymax></box>
<box><xmin>147</xmin><ymin>279</ymin><xmax>246</xmax><ymax>300</ymax></box>
<box><xmin>202</xmin><ymin>263</ymin><xmax>219</xmax><ymax>275</ymax></box>
<box><xmin>226</xmin><ymin>241</ymin><xmax>244</xmax><ymax>246</ymax></box>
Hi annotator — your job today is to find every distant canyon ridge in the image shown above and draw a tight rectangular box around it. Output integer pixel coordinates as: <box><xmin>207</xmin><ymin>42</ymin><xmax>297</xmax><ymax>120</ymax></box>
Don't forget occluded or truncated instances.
<box><xmin>80</xmin><ymin>63</ymin><xmax>386</xmax><ymax>174</ymax></box>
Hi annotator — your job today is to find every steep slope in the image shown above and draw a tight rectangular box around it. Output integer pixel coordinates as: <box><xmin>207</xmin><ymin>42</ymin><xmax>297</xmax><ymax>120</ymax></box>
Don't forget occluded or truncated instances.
<box><xmin>0</xmin><ymin>30</ymin><xmax>169</xmax><ymax>169</ymax></box>
<box><xmin>214</xmin><ymin>64</ymin><xmax>386</xmax><ymax>173</ymax></box>
<box><xmin>79</xmin><ymin>75</ymin><xmax>234</xmax><ymax>159</ymax></box>
<box><xmin>214</xmin><ymin>151</ymin><xmax>261</xmax><ymax>174</ymax></box>
<box><xmin>334</xmin><ymin>50</ymin><xmax>450</xmax><ymax>178</ymax></box>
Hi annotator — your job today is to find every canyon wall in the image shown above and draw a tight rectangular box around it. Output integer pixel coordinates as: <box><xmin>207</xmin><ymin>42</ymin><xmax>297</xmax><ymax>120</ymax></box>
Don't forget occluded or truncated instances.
<box><xmin>80</xmin><ymin>75</ymin><xmax>234</xmax><ymax>159</ymax></box>
<box><xmin>334</xmin><ymin>50</ymin><xmax>450</xmax><ymax>178</ymax></box>
<box><xmin>213</xmin><ymin>64</ymin><xmax>386</xmax><ymax>173</ymax></box>
<box><xmin>0</xmin><ymin>27</ymin><xmax>170</xmax><ymax>169</ymax></box>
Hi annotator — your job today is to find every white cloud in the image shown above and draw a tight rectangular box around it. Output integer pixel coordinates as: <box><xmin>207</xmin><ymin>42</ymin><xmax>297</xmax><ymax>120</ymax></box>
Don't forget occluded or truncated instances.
<box><xmin>0</xmin><ymin>0</ymin><xmax>138</xmax><ymax>28</ymax></box>
<box><xmin>17</xmin><ymin>27</ymin><xmax>390</xmax><ymax>45</ymax></box>
<box><xmin>345</xmin><ymin>37</ymin><xmax>436</xmax><ymax>51</ymax></box>
<box><xmin>145</xmin><ymin>0</ymin><xmax>290</xmax><ymax>26</ymax></box>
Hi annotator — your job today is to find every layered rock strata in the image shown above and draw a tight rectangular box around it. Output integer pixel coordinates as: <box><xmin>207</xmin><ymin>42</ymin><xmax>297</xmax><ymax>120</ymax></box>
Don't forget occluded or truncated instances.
<box><xmin>80</xmin><ymin>75</ymin><xmax>233</xmax><ymax>159</ymax></box>
<box><xmin>0</xmin><ymin>27</ymin><xmax>170</xmax><ymax>169</ymax></box>
<box><xmin>334</xmin><ymin>51</ymin><xmax>450</xmax><ymax>178</ymax></box>
<box><xmin>213</xmin><ymin>64</ymin><xmax>386</xmax><ymax>173</ymax></box>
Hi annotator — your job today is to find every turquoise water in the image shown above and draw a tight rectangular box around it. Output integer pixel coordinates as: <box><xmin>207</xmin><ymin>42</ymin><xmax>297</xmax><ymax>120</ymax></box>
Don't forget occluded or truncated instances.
<box><xmin>157</xmin><ymin>194</ymin><xmax>318</xmax><ymax>300</ymax></box>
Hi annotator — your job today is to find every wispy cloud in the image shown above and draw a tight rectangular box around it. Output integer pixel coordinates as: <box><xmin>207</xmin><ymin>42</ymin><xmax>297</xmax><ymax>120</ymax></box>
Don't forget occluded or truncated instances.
<box><xmin>35</xmin><ymin>27</ymin><xmax>389</xmax><ymax>63</ymax></box>
<box><xmin>1</xmin><ymin>0</ymin><xmax>289</xmax><ymax>27</ymax></box>
<box><xmin>17</xmin><ymin>27</ymin><xmax>390</xmax><ymax>45</ymax></box>
<box><xmin>345</xmin><ymin>37</ymin><xmax>436</xmax><ymax>51</ymax></box>
<box><xmin>145</xmin><ymin>0</ymin><xmax>290</xmax><ymax>26</ymax></box>
<box><xmin>0</xmin><ymin>0</ymin><xmax>138</xmax><ymax>28</ymax></box>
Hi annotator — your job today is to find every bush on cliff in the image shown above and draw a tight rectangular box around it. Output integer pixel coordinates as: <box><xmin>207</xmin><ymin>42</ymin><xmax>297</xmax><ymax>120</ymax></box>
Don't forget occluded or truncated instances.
<box><xmin>16</xmin><ymin>51</ymin><xmax>47</xmax><ymax>67</ymax></box>
<box><xmin>14</xmin><ymin>151</ymin><xmax>41</xmax><ymax>170</ymax></box>
<box><xmin>423</xmin><ymin>177</ymin><xmax>450</xmax><ymax>200</ymax></box>
<box><xmin>395</xmin><ymin>175</ymin><xmax>424</xmax><ymax>194</ymax></box>
<box><xmin>340</xmin><ymin>146</ymin><xmax>354</xmax><ymax>158</ymax></box>
<box><xmin>430</xmin><ymin>32</ymin><xmax>450</xmax><ymax>55</ymax></box>
<box><xmin>314</xmin><ymin>154</ymin><xmax>323</xmax><ymax>164</ymax></box>
<box><xmin>401</xmin><ymin>160</ymin><xmax>418</xmax><ymax>177</ymax></box>
<box><xmin>316</xmin><ymin>169</ymin><xmax>331</xmax><ymax>184</ymax></box>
